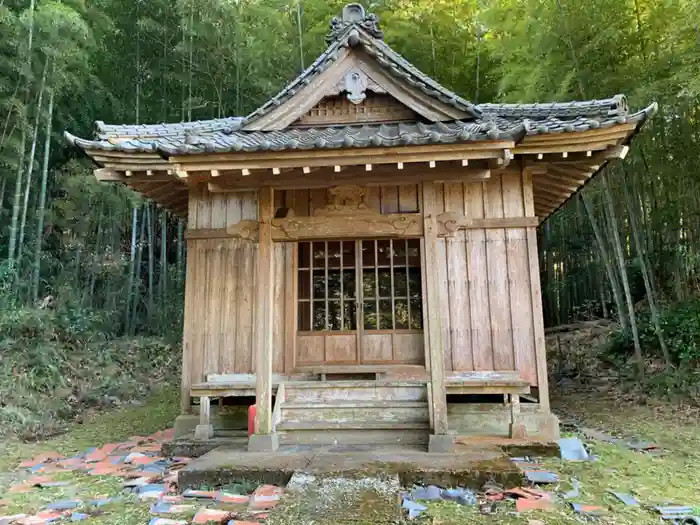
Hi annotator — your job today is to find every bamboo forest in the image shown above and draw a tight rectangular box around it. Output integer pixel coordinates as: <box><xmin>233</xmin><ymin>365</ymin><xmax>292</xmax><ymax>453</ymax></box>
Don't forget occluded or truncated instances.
<box><xmin>0</xmin><ymin>0</ymin><xmax>699</xmax><ymax>441</ymax></box>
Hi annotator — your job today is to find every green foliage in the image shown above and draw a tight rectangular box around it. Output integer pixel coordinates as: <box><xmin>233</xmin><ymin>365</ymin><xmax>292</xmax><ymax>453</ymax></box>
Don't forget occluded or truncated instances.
<box><xmin>608</xmin><ymin>300</ymin><xmax>700</xmax><ymax>366</ymax></box>
<box><xmin>0</xmin><ymin>303</ymin><xmax>180</xmax><ymax>441</ymax></box>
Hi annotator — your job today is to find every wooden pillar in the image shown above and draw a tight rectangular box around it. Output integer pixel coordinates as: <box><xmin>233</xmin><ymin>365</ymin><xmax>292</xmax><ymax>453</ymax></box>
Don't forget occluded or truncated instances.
<box><xmin>522</xmin><ymin>167</ymin><xmax>550</xmax><ymax>412</ymax></box>
<box><xmin>249</xmin><ymin>187</ymin><xmax>278</xmax><ymax>451</ymax></box>
<box><xmin>422</xmin><ymin>183</ymin><xmax>450</xmax><ymax>451</ymax></box>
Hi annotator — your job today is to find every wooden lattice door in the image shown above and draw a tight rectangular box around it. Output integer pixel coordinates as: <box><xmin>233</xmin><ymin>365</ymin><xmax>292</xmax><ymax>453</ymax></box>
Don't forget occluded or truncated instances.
<box><xmin>296</xmin><ymin>239</ymin><xmax>425</xmax><ymax>366</ymax></box>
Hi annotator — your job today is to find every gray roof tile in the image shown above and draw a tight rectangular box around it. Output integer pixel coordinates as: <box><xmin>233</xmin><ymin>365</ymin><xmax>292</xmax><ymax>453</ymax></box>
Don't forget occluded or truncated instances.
<box><xmin>64</xmin><ymin>104</ymin><xmax>656</xmax><ymax>157</ymax></box>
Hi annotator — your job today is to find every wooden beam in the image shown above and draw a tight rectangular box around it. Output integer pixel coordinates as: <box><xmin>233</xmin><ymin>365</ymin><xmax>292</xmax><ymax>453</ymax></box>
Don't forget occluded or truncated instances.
<box><xmin>519</xmin><ymin>126</ymin><xmax>631</xmax><ymax>147</ymax></box>
<box><xmin>197</xmin><ymin>164</ymin><xmax>492</xmax><ymax>191</ymax></box>
<box><xmin>271</xmin><ymin>213</ymin><xmax>423</xmax><ymax>240</ymax></box>
<box><xmin>522</xmin><ymin>167</ymin><xmax>550</xmax><ymax>411</ymax></box>
<box><xmin>94</xmin><ymin>168</ymin><xmax>125</xmax><ymax>181</ymax></box>
<box><xmin>170</xmin><ymin>142</ymin><xmax>515</xmax><ymax>169</ymax></box>
<box><xmin>422</xmin><ymin>183</ymin><xmax>448</xmax><ymax>436</ymax></box>
<box><xmin>253</xmin><ymin>187</ymin><xmax>275</xmax><ymax>440</ymax></box>
<box><xmin>534</xmin><ymin>174</ymin><xmax>580</xmax><ymax>193</ymax></box>
<box><xmin>436</xmin><ymin>213</ymin><xmax>539</xmax><ymax>236</ymax></box>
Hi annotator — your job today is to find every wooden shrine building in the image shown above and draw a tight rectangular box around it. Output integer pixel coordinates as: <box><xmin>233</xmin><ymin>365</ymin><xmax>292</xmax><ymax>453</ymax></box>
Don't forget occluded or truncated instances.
<box><xmin>66</xmin><ymin>4</ymin><xmax>656</xmax><ymax>452</ymax></box>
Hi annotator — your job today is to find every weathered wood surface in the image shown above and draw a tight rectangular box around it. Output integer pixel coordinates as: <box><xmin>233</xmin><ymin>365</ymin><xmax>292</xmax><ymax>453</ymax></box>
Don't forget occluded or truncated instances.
<box><xmin>431</xmin><ymin>176</ymin><xmax>541</xmax><ymax>388</ymax></box>
<box><xmin>271</xmin><ymin>213</ymin><xmax>422</xmax><ymax>240</ymax></box>
<box><xmin>422</xmin><ymin>183</ymin><xmax>448</xmax><ymax>435</ymax></box>
<box><xmin>253</xmin><ymin>187</ymin><xmax>275</xmax><ymax>435</ymax></box>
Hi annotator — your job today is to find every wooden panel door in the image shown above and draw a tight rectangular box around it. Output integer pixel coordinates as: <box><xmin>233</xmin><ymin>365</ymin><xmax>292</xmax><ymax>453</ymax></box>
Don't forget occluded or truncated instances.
<box><xmin>359</xmin><ymin>239</ymin><xmax>424</xmax><ymax>364</ymax></box>
<box><xmin>296</xmin><ymin>239</ymin><xmax>425</xmax><ymax>367</ymax></box>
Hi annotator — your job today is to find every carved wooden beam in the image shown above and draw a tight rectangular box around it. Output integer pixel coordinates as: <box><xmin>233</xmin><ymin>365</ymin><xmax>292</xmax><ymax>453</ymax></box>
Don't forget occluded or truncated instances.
<box><xmin>184</xmin><ymin>219</ymin><xmax>259</xmax><ymax>241</ymax></box>
<box><xmin>436</xmin><ymin>212</ymin><xmax>540</xmax><ymax>236</ymax></box>
<box><xmin>271</xmin><ymin>213</ymin><xmax>423</xmax><ymax>240</ymax></box>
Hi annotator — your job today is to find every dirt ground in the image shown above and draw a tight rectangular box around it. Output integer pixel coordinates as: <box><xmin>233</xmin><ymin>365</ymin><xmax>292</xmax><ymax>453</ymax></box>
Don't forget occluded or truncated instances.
<box><xmin>1</xmin><ymin>376</ymin><xmax>699</xmax><ymax>524</ymax></box>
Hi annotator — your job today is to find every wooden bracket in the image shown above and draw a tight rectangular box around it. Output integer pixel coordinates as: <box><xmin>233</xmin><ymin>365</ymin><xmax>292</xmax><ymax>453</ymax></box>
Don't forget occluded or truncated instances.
<box><xmin>436</xmin><ymin>213</ymin><xmax>540</xmax><ymax>236</ymax></box>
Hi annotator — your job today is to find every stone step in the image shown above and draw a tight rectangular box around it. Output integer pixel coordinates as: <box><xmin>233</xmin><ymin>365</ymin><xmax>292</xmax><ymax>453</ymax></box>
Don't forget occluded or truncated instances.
<box><xmin>277</xmin><ymin>425</ymin><xmax>430</xmax><ymax>446</ymax></box>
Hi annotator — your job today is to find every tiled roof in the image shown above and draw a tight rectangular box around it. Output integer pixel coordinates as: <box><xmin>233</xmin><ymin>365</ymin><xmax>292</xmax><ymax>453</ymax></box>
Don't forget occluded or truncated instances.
<box><xmin>243</xmin><ymin>15</ymin><xmax>482</xmax><ymax>125</ymax></box>
<box><xmin>477</xmin><ymin>95</ymin><xmax>629</xmax><ymax>120</ymax></box>
<box><xmin>64</xmin><ymin>103</ymin><xmax>656</xmax><ymax>156</ymax></box>
<box><xmin>94</xmin><ymin>117</ymin><xmax>245</xmax><ymax>140</ymax></box>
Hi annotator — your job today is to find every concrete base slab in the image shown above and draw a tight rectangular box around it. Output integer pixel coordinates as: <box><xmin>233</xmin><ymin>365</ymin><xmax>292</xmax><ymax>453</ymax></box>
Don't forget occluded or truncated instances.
<box><xmin>194</xmin><ymin>424</ymin><xmax>214</xmax><ymax>440</ymax></box>
<box><xmin>283</xmin><ymin>472</ymin><xmax>401</xmax><ymax>524</ymax></box>
<box><xmin>428</xmin><ymin>434</ymin><xmax>454</xmax><ymax>453</ymax></box>
<box><xmin>178</xmin><ymin>443</ymin><xmax>522</xmax><ymax>490</ymax></box>
<box><xmin>248</xmin><ymin>433</ymin><xmax>279</xmax><ymax>452</ymax></box>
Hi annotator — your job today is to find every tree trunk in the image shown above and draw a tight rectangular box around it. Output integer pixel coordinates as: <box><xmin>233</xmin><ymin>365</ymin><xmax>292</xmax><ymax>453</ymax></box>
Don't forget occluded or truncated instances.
<box><xmin>17</xmin><ymin>58</ymin><xmax>50</xmax><ymax>267</ymax></box>
<box><xmin>177</xmin><ymin>218</ymin><xmax>184</xmax><ymax>285</ymax></box>
<box><xmin>579</xmin><ymin>192</ymin><xmax>629</xmax><ymax>330</ymax></box>
<box><xmin>622</xmin><ymin>168</ymin><xmax>672</xmax><ymax>368</ymax></box>
<box><xmin>159</xmin><ymin>208</ymin><xmax>167</xmax><ymax>308</ymax></box>
<box><xmin>125</xmin><ymin>206</ymin><xmax>138</xmax><ymax>335</ymax></box>
<box><xmin>601</xmin><ymin>172</ymin><xmax>643</xmax><ymax>373</ymax></box>
<box><xmin>295</xmin><ymin>1</ymin><xmax>304</xmax><ymax>71</ymax></box>
<box><xmin>130</xmin><ymin>203</ymin><xmax>147</xmax><ymax>334</ymax></box>
<box><xmin>147</xmin><ymin>203</ymin><xmax>155</xmax><ymax>319</ymax></box>
<box><xmin>30</xmin><ymin>87</ymin><xmax>53</xmax><ymax>302</ymax></box>
<box><xmin>8</xmin><ymin>0</ymin><xmax>36</xmax><ymax>265</ymax></box>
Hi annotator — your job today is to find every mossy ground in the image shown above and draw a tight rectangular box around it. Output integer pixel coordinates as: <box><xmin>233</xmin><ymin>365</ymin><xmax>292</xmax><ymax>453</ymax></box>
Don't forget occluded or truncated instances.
<box><xmin>0</xmin><ymin>386</ymin><xmax>180</xmax><ymax>525</ymax></box>
<box><xmin>421</xmin><ymin>392</ymin><xmax>700</xmax><ymax>525</ymax></box>
<box><xmin>2</xmin><ymin>386</ymin><xmax>699</xmax><ymax>524</ymax></box>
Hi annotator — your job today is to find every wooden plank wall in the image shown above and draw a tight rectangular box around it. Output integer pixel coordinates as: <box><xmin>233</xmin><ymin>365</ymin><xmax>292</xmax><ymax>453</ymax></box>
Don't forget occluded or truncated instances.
<box><xmin>277</xmin><ymin>185</ymin><xmax>420</xmax><ymax>216</ymax></box>
<box><xmin>182</xmin><ymin>186</ymin><xmax>293</xmax><ymax>405</ymax></box>
<box><xmin>433</xmin><ymin>173</ymin><xmax>539</xmax><ymax>386</ymax></box>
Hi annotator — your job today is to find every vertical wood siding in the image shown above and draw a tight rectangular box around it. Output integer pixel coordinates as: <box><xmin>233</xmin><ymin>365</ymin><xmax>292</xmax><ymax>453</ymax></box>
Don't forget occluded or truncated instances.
<box><xmin>434</xmin><ymin>173</ymin><xmax>539</xmax><ymax>386</ymax></box>
<box><xmin>182</xmin><ymin>186</ymin><xmax>292</xmax><ymax>407</ymax></box>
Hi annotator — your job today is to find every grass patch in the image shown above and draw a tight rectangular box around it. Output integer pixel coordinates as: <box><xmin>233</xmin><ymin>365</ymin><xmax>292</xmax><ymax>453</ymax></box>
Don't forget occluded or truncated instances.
<box><xmin>421</xmin><ymin>392</ymin><xmax>700</xmax><ymax>524</ymax></box>
<box><xmin>0</xmin><ymin>386</ymin><xmax>179</xmax><ymax>473</ymax></box>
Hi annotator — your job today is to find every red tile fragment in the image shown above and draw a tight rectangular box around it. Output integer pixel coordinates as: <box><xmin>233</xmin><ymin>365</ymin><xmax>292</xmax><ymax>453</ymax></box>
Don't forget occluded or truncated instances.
<box><xmin>19</xmin><ymin>453</ymin><xmax>63</xmax><ymax>469</ymax></box>
<box><xmin>249</xmin><ymin>485</ymin><xmax>283</xmax><ymax>510</ymax></box>
<box><xmin>192</xmin><ymin>508</ymin><xmax>230</xmax><ymax>524</ymax></box>
<box><xmin>160</xmin><ymin>495</ymin><xmax>185</xmax><ymax>504</ymax></box>
<box><xmin>56</xmin><ymin>458</ymin><xmax>85</xmax><ymax>470</ymax></box>
<box><xmin>85</xmin><ymin>450</ymin><xmax>108</xmax><ymax>463</ymax></box>
<box><xmin>215</xmin><ymin>492</ymin><xmax>249</xmax><ymax>504</ymax></box>
<box><xmin>88</xmin><ymin>463</ymin><xmax>124</xmax><ymax>476</ymax></box>
<box><xmin>27</xmin><ymin>476</ymin><xmax>54</xmax><ymax>486</ymax></box>
<box><xmin>516</xmin><ymin>498</ymin><xmax>554</xmax><ymax>512</ymax></box>
<box><xmin>101</xmin><ymin>444</ymin><xmax>121</xmax><ymax>455</ymax></box>
<box><xmin>506</xmin><ymin>488</ymin><xmax>538</xmax><ymax>500</ymax></box>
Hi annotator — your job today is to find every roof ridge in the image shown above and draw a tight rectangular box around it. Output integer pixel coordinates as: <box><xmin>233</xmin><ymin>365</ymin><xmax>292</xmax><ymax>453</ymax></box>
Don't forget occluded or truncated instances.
<box><xmin>477</xmin><ymin>95</ymin><xmax>629</xmax><ymax>119</ymax></box>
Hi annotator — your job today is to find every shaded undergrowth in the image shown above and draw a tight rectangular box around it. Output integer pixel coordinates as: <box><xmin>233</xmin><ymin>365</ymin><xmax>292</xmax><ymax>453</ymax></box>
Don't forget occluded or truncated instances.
<box><xmin>0</xmin><ymin>305</ymin><xmax>180</xmax><ymax>441</ymax></box>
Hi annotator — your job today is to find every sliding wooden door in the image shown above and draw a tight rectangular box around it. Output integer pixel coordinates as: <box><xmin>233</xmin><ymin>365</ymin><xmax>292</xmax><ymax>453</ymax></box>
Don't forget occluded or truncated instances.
<box><xmin>296</xmin><ymin>239</ymin><xmax>425</xmax><ymax>366</ymax></box>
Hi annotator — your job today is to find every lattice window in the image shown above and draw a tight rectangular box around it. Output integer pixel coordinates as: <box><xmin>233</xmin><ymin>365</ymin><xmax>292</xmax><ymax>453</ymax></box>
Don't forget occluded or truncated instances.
<box><xmin>297</xmin><ymin>239</ymin><xmax>423</xmax><ymax>333</ymax></box>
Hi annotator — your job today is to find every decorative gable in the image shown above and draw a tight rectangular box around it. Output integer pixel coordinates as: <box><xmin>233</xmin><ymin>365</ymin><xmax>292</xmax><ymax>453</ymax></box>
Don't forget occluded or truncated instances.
<box><xmin>242</xmin><ymin>4</ymin><xmax>480</xmax><ymax>132</ymax></box>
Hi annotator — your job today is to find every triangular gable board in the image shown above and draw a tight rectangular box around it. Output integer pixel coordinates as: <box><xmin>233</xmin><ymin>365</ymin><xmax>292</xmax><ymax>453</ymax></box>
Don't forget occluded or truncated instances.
<box><xmin>293</xmin><ymin>93</ymin><xmax>418</xmax><ymax>128</ymax></box>
<box><xmin>243</xmin><ymin>4</ymin><xmax>479</xmax><ymax>132</ymax></box>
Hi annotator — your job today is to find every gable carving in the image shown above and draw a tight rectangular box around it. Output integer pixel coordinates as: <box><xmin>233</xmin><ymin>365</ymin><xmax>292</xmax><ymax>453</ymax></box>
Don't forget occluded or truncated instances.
<box><xmin>294</xmin><ymin>94</ymin><xmax>417</xmax><ymax>127</ymax></box>
<box><xmin>313</xmin><ymin>185</ymin><xmax>378</xmax><ymax>217</ymax></box>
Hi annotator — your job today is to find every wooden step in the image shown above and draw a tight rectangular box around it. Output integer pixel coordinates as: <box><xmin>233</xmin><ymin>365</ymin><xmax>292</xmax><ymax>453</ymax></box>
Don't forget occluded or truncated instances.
<box><xmin>283</xmin><ymin>400</ymin><xmax>428</xmax><ymax>409</ymax></box>
<box><xmin>278</xmin><ymin>421</ymin><xmax>430</xmax><ymax>431</ymax></box>
<box><xmin>281</xmin><ymin>400</ymin><xmax>429</xmax><ymax>425</ymax></box>
<box><xmin>284</xmin><ymin>381</ymin><xmax>427</xmax><ymax>402</ymax></box>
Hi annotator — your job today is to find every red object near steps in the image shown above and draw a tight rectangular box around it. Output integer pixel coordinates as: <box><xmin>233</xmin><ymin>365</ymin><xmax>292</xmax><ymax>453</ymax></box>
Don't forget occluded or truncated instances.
<box><xmin>248</xmin><ymin>404</ymin><xmax>256</xmax><ymax>437</ymax></box>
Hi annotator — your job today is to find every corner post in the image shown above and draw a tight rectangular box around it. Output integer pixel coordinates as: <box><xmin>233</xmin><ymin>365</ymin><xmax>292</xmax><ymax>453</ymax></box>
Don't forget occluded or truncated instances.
<box><xmin>521</xmin><ymin>166</ymin><xmax>550</xmax><ymax>413</ymax></box>
<box><xmin>422</xmin><ymin>183</ymin><xmax>451</xmax><ymax>452</ymax></box>
<box><xmin>249</xmin><ymin>186</ymin><xmax>278</xmax><ymax>452</ymax></box>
